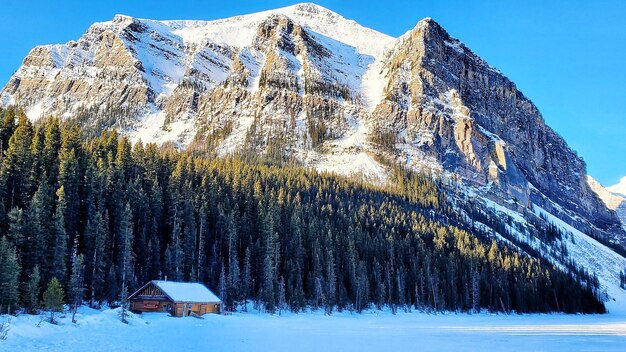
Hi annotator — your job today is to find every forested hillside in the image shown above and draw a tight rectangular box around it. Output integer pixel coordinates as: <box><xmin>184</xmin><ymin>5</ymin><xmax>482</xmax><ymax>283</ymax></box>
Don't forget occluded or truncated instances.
<box><xmin>0</xmin><ymin>107</ymin><xmax>605</xmax><ymax>315</ymax></box>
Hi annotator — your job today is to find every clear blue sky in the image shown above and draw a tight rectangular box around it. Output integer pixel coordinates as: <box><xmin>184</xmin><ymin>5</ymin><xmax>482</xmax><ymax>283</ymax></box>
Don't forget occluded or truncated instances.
<box><xmin>1</xmin><ymin>0</ymin><xmax>624</xmax><ymax>186</ymax></box>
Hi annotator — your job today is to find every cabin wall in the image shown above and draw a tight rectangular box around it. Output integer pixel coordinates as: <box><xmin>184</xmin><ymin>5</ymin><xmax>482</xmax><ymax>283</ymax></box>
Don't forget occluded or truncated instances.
<box><xmin>131</xmin><ymin>299</ymin><xmax>173</xmax><ymax>313</ymax></box>
<box><xmin>173</xmin><ymin>302</ymin><xmax>222</xmax><ymax>317</ymax></box>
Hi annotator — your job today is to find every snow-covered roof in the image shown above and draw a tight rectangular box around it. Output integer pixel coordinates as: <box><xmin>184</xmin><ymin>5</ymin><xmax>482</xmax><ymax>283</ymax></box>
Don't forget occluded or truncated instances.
<box><xmin>151</xmin><ymin>280</ymin><xmax>221</xmax><ymax>303</ymax></box>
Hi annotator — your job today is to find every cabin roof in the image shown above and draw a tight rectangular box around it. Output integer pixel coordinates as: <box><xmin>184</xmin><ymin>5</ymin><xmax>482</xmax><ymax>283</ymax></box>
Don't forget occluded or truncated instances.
<box><xmin>130</xmin><ymin>280</ymin><xmax>222</xmax><ymax>303</ymax></box>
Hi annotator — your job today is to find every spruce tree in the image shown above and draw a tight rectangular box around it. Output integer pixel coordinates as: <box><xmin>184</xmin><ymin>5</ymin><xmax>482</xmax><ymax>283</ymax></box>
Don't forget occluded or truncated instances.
<box><xmin>226</xmin><ymin>211</ymin><xmax>240</xmax><ymax>310</ymax></box>
<box><xmin>6</xmin><ymin>207</ymin><xmax>25</xmax><ymax>249</ymax></box>
<box><xmin>23</xmin><ymin>266</ymin><xmax>41</xmax><ymax>314</ymax></box>
<box><xmin>0</xmin><ymin>237</ymin><xmax>20</xmax><ymax>314</ymax></box>
<box><xmin>42</xmin><ymin>278</ymin><xmax>64</xmax><ymax>324</ymax></box>
<box><xmin>86</xmin><ymin>213</ymin><xmax>106</xmax><ymax>308</ymax></box>
<box><xmin>0</xmin><ymin>106</ymin><xmax>16</xmax><ymax>153</ymax></box>
<box><xmin>1</xmin><ymin>112</ymin><xmax>34</xmax><ymax>210</ymax></box>
<box><xmin>69</xmin><ymin>251</ymin><xmax>85</xmax><ymax>323</ymax></box>
<box><xmin>105</xmin><ymin>266</ymin><xmax>117</xmax><ymax>305</ymax></box>
<box><xmin>241</xmin><ymin>248</ymin><xmax>252</xmax><ymax>312</ymax></box>
<box><xmin>50</xmin><ymin>186</ymin><xmax>68</xmax><ymax>284</ymax></box>
<box><xmin>23</xmin><ymin>178</ymin><xmax>52</xmax><ymax>277</ymax></box>
<box><xmin>119</xmin><ymin>204</ymin><xmax>134</xmax><ymax>307</ymax></box>
<box><xmin>40</xmin><ymin>117</ymin><xmax>61</xmax><ymax>185</ymax></box>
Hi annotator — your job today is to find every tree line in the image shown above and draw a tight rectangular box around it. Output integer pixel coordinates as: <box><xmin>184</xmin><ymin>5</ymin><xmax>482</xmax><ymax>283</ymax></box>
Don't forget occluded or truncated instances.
<box><xmin>0</xmin><ymin>107</ymin><xmax>605</xmax><ymax>316</ymax></box>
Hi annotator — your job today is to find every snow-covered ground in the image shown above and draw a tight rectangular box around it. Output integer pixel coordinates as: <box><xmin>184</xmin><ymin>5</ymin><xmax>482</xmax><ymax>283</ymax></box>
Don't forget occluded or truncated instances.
<box><xmin>2</xmin><ymin>307</ymin><xmax>626</xmax><ymax>351</ymax></box>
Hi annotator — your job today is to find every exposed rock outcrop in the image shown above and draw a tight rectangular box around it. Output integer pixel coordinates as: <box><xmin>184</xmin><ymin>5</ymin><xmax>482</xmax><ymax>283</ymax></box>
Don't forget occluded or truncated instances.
<box><xmin>2</xmin><ymin>3</ymin><xmax>624</xmax><ymax>249</ymax></box>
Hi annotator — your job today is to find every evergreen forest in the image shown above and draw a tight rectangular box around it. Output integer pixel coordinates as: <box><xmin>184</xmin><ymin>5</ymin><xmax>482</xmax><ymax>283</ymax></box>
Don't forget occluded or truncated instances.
<box><xmin>0</xmin><ymin>107</ymin><xmax>606</xmax><ymax>316</ymax></box>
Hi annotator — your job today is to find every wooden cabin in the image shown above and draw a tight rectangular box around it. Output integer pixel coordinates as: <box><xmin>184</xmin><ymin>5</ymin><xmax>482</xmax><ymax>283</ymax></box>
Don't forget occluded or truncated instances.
<box><xmin>129</xmin><ymin>280</ymin><xmax>222</xmax><ymax>317</ymax></box>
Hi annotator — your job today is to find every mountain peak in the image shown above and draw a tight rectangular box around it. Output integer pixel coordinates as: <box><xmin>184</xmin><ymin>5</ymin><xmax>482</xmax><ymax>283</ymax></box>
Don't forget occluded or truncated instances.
<box><xmin>393</xmin><ymin>16</ymin><xmax>451</xmax><ymax>50</ymax></box>
<box><xmin>289</xmin><ymin>2</ymin><xmax>334</xmax><ymax>14</ymax></box>
<box><xmin>112</xmin><ymin>14</ymin><xmax>133</xmax><ymax>22</ymax></box>
<box><xmin>416</xmin><ymin>16</ymin><xmax>435</xmax><ymax>27</ymax></box>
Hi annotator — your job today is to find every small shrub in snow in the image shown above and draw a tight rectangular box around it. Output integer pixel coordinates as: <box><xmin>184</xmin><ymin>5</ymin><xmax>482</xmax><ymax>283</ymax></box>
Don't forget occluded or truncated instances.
<box><xmin>0</xmin><ymin>318</ymin><xmax>10</xmax><ymax>340</ymax></box>
<box><xmin>36</xmin><ymin>314</ymin><xmax>46</xmax><ymax>328</ymax></box>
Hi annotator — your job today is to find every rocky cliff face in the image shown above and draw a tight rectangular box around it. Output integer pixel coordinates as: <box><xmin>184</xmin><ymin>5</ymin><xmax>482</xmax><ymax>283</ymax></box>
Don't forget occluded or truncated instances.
<box><xmin>2</xmin><ymin>3</ymin><xmax>624</xmax><ymax>249</ymax></box>
<box><xmin>372</xmin><ymin>18</ymin><xmax>623</xmax><ymax>245</ymax></box>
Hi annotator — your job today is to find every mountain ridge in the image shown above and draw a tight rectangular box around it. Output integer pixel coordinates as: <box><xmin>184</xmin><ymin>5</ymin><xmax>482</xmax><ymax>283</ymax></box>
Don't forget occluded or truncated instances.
<box><xmin>2</xmin><ymin>2</ymin><xmax>622</xmax><ymax>236</ymax></box>
<box><xmin>2</xmin><ymin>3</ymin><xmax>626</xmax><ymax>305</ymax></box>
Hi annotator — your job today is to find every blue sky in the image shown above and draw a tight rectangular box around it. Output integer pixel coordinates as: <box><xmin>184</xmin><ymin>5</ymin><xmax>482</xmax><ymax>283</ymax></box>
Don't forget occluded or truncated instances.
<box><xmin>1</xmin><ymin>0</ymin><xmax>624</xmax><ymax>186</ymax></box>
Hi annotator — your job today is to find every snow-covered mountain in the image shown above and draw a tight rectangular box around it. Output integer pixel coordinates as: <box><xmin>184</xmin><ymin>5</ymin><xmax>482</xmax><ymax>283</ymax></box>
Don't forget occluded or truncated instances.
<box><xmin>3</xmin><ymin>3</ymin><xmax>626</xmax><ymax>307</ymax></box>
<box><xmin>1</xmin><ymin>3</ymin><xmax>393</xmax><ymax>150</ymax></box>
<box><xmin>588</xmin><ymin>176</ymin><xmax>626</xmax><ymax>229</ymax></box>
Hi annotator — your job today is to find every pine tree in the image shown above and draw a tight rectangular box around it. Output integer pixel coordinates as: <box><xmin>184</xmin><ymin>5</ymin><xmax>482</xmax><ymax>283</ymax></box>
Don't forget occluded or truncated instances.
<box><xmin>0</xmin><ymin>112</ymin><xmax>34</xmax><ymax>210</ymax></box>
<box><xmin>69</xmin><ymin>250</ymin><xmax>85</xmax><ymax>323</ymax></box>
<box><xmin>0</xmin><ymin>106</ymin><xmax>16</xmax><ymax>154</ymax></box>
<box><xmin>39</xmin><ymin>117</ymin><xmax>61</xmax><ymax>186</ymax></box>
<box><xmin>278</xmin><ymin>276</ymin><xmax>286</xmax><ymax>315</ymax></box>
<box><xmin>196</xmin><ymin>203</ymin><xmax>207</xmax><ymax>282</ymax></box>
<box><xmin>22</xmin><ymin>266</ymin><xmax>41</xmax><ymax>314</ymax></box>
<box><xmin>58</xmin><ymin>147</ymin><xmax>81</xmax><ymax>257</ymax></box>
<box><xmin>226</xmin><ymin>211</ymin><xmax>240</xmax><ymax>310</ymax></box>
<box><xmin>119</xmin><ymin>282</ymin><xmax>131</xmax><ymax>323</ymax></box>
<box><xmin>241</xmin><ymin>247</ymin><xmax>252</xmax><ymax>312</ymax></box>
<box><xmin>105</xmin><ymin>265</ymin><xmax>117</xmax><ymax>305</ymax></box>
<box><xmin>6</xmin><ymin>207</ymin><xmax>25</xmax><ymax>249</ymax></box>
<box><xmin>218</xmin><ymin>263</ymin><xmax>227</xmax><ymax>311</ymax></box>
<box><xmin>118</xmin><ymin>203</ymin><xmax>134</xmax><ymax>322</ymax></box>
<box><xmin>42</xmin><ymin>278</ymin><xmax>64</xmax><ymax>324</ymax></box>
<box><xmin>23</xmin><ymin>178</ymin><xmax>52</xmax><ymax>277</ymax></box>
<box><xmin>50</xmin><ymin>186</ymin><xmax>68</xmax><ymax>284</ymax></box>
<box><xmin>86</xmin><ymin>212</ymin><xmax>106</xmax><ymax>308</ymax></box>
<box><xmin>169</xmin><ymin>214</ymin><xmax>184</xmax><ymax>281</ymax></box>
<box><xmin>0</xmin><ymin>237</ymin><xmax>20</xmax><ymax>314</ymax></box>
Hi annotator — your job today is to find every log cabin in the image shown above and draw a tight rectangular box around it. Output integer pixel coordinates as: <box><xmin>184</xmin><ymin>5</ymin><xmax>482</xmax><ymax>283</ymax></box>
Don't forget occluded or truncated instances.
<box><xmin>129</xmin><ymin>280</ymin><xmax>222</xmax><ymax>317</ymax></box>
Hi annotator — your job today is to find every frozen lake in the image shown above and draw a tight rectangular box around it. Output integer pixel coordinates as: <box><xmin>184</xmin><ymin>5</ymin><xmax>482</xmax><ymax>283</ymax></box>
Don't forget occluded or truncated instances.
<box><xmin>3</xmin><ymin>307</ymin><xmax>626</xmax><ymax>351</ymax></box>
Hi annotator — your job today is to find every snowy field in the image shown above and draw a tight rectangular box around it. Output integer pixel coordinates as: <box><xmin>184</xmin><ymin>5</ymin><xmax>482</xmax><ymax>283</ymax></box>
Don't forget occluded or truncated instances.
<box><xmin>2</xmin><ymin>307</ymin><xmax>626</xmax><ymax>351</ymax></box>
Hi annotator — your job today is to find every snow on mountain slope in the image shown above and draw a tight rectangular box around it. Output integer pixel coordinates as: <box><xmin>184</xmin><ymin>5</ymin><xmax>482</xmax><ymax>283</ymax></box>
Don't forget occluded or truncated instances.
<box><xmin>533</xmin><ymin>205</ymin><xmax>626</xmax><ymax>313</ymax></box>
<box><xmin>463</xmin><ymin>187</ymin><xmax>626</xmax><ymax>312</ymax></box>
<box><xmin>162</xmin><ymin>3</ymin><xmax>393</xmax><ymax>57</ymax></box>
<box><xmin>608</xmin><ymin>177</ymin><xmax>626</xmax><ymax>197</ymax></box>
<box><xmin>1</xmin><ymin>3</ymin><xmax>393</xmax><ymax>148</ymax></box>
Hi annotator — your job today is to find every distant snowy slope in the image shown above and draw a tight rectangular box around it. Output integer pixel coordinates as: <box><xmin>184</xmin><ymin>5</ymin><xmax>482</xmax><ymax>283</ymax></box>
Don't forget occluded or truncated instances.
<box><xmin>588</xmin><ymin>176</ymin><xmax>626</xmax><ymax>210</ymax></box>
<box><xmin>608</xmin><ymin>177</ymin><xmax>626</xmax><ymax>197</ymax></box>
<box><xmin>588</xmin><ymin>176</ymin><xmax>626</xmax><ymax>230</ymax></box>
